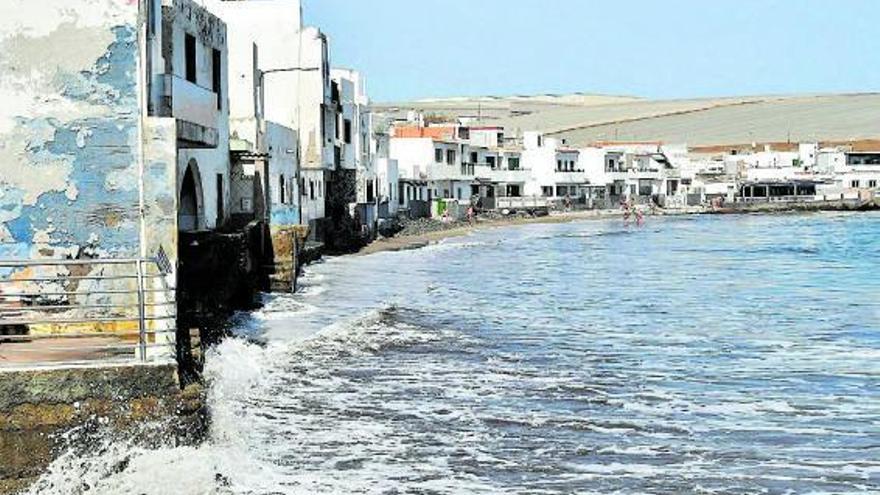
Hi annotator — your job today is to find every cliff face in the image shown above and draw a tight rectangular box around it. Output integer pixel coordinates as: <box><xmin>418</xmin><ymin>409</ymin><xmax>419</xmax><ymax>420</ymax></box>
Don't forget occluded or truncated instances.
<box><xmin>0</xmin><ymin>364</ymin><xmax>206</xmax><ymax>494</ymax></box>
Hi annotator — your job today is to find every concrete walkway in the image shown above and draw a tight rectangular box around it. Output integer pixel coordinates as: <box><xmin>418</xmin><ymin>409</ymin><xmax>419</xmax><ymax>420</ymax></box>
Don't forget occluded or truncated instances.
<box><xmin>0</xmin><ymin>337</ymin><xmax>131</xmax><ymax>369</ymax></box>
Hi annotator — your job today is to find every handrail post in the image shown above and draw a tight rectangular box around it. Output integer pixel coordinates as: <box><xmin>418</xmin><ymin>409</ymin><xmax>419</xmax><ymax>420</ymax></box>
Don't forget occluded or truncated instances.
<box><xmin>135</xmin><ymin>259</ymin><xmax>148</xmax><ymax>362</ymax></box>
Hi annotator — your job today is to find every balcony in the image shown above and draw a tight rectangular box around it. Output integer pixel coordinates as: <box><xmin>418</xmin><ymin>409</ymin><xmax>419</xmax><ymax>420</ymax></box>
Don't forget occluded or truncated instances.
<box><xmin>553</xmin><ymin>170</ymin><xmax>587</xmax><ymax>184</ymax></box>
<box><xmin>157</xmin><ymin>75</ymin><xmax>219</xmax><ymax>149</ymax></box>
<box><xmin>427</xmin><ymin>162</ymin><xmax>473</xmax><ymax>181</ymax></box>
<box><xmin>489</xmin><ymin>168</ymin><xmax>531</xmax><ymax>184</ymax></box>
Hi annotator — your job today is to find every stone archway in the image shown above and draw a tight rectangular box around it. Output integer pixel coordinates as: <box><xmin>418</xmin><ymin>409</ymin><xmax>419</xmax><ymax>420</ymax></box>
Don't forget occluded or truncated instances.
<box><xmin>179</xmin><ymin>159</ymin><xmax>204</xmax><ymax>232</ymax></box>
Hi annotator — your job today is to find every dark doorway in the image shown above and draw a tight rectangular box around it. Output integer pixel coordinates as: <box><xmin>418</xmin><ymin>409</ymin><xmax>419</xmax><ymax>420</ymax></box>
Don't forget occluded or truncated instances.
<box><xmin>180</xmin><ymin>164</ymin><xmax>199</xmax><ymax>231</ymax></box>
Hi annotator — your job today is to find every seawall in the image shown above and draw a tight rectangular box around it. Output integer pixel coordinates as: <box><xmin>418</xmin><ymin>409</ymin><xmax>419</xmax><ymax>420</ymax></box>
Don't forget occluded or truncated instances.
<box><xmin>0</xmin><ymin>364</ymin><xmax>205</xmax><ymax>494</ymax></box>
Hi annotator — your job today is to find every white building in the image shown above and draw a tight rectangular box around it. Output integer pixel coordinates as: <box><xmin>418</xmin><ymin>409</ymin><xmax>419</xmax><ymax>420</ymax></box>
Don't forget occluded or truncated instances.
<box><xmin>332</xmin><ymin>68</ymin><xmax>378</xmax><ymax>234</ymax></box>
<box><xmin>206</xmin><ymin>0</ymin><xmax>301</xmax><ymax>229</ymax></box>
<box><xmin>152</xmin><ymin>0</ymin><xmax>231</xmax><ymax>232</ymax></box>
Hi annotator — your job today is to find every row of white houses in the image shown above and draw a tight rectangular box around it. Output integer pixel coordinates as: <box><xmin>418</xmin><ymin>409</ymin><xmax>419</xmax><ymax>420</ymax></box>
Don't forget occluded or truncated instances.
<box><xmin>384</xmin><ymin>118</ymin><xmax>880</xmax><ymax>217</ymax></box>
<box><xmin>153</xmin><ymin>0</ymin><xmax>388</xmax><ymax>247</ymax></box>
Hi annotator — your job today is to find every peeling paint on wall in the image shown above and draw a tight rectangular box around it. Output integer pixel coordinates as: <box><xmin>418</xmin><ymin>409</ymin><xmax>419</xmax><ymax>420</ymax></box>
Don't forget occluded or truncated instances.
<box><xmin>0</xmin><ymin>2</ymin><xmax>143</xmax><ymax>261</ymax></box>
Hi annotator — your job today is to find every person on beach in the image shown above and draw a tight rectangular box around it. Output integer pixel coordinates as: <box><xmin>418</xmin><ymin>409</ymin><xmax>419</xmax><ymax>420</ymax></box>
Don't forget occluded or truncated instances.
<box><xmin>466</xmin><ymin>205</ymin><xmax>475</xmax><ymax>225</ymax></box>
<box><xmin>636</xmin><ymin>207</ymin><xmax>644</xmax><ymax>226</ymax></box>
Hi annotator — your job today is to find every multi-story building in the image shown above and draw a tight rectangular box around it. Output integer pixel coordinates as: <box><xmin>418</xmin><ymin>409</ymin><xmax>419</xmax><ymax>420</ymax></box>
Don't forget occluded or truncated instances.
<box><xmin>153</xmin><ymin>0</ymin><xmax>231</xmax><ymax>233</ymax></box>
<box><xmin>205</xmin><ymin>0</ymin><xmax>301</xmax><ymax>239</ymax></box>
<box><xmin>204</xmin><ymin>0</ymin><xmax>336</xmax><ymax>239</ymax></box>
<box><xmin>332</xmin><ymin>68</ymin><xmax>378</xmax><ymax>235</ymax></box>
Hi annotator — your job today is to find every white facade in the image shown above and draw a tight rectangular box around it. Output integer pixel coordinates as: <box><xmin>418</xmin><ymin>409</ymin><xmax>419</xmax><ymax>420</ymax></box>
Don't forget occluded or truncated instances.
<box><xmin>205</xmin><ymin>0</ymin><xmax>333</xmax><ymax>228</ymax></box>
<box><xmin>154</xmin><ymin>0</ymin><xmax>231</xmax><ymax>232</ymax></box>
<box><xmin>207</xmin><ymin>0</ymin><xmax>301</xmax><ymax>226</ymax></box>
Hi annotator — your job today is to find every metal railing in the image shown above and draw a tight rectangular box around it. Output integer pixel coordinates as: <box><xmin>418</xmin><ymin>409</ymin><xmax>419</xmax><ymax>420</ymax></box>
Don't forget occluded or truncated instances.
<box><xmin>495</xmin><ymin>196</ymin><xmax>550</xmax><ymax>209</ymax></box>
<box><xmin>0</xmin><ymin>258</ymin><xmax>176</xmax><ymax>369</ymax></box>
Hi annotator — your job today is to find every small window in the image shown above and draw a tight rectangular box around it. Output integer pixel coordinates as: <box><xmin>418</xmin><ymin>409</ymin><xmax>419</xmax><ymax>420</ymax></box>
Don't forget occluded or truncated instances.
<box><xmin>320</xmin><ymin>105</ymin><xmax>327</xmax><ymax>143</ymax></box>
<box><xmin>435</xmin><ymin>148</ymin><xmax>444</xmax><ymax>163</ymax></box>
<box><xmin>509</xmin><ymin>157</ymin><xmax>520</xmax><ymax>170</ymax></box>
<box><xmin>344</xmin><ymin>119</ymin><xmax>352</xmax><ymax>144</ymax></box>
<box><xmin>557</xmin><ymin>160</ymin><xmax>562</xmax><ymax>171</ymax></box>
<box><xmin>279</xmin><ymin>174</ymin><xmax>286</xmax><ymax>204</ymax></box>
<box><xmin>310</xmin><ymin>180</ymin><xmax>315</xmax><ymax>200</ymax></box>
<box><xmin>185</xmin><ymin>34</ymin><xmax>197</xmax><ymax>83</ymax></box>
<box><xmin>212</xmin><ymin>49</ymin><xmax>222</xmax><ymax>109</ymax></box>
<box><xmin>851</xmin><ymin>180</ymin><xmax>860</xmax><ymax>188</ymax></box>
<box><xmin>216</xmin><ymin>173</ymin><xmax>224</xmax><ymax>223</ymax></box>
<box><xmin>446</xmin><ymin>149</ymin><xmax>456</xmax><ymax>165</ymax></box>
<box><xmin>869</xmin><ymin>180</ymin><xmax>878</xmax><ymax>188</ymax></box>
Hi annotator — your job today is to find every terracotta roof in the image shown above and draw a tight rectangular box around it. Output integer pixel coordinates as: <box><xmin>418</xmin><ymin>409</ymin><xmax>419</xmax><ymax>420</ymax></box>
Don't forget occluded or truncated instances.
<box><xmin>391</xmin><ymin>126</ymin><xmax>455</xmax><ymax>140</ymax></box>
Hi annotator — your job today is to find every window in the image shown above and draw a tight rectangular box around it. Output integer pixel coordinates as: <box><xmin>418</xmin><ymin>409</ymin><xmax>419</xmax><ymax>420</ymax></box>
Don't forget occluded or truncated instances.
<box><xmin>367</xmin><ymin>180</ymin><xmax>375</xmax><ymax>202</ymax></box>
<box><xmin>185</xmin><ymin>34</ymin><xmax>196</xmax><ymax>83</ymax></box>
<box><xmin>869</xmin><ymin>180</ymin><xmax>878</xmax><ymax>188</ymax></box>
<box><xmin>344</xmin><ymin>119</ymin><xmax>352</xmax><ymax>144</ymax></box>
<box><xmin>851</xmin><ymin>180</ymin><xmax>860</xmax><ymax>188</ymax></box>
<box><xmin>509</xmin><ymin>157</ymin><xmax>520</xmax><ymax>170</ymax></box>
<box><xmin>446</xmin><ymin>149</ymin><xmax>456</xmax><ymax>165</ymax></box>
<box><xmin>212</xmin><ymin>48</ymin><xmax>222</xmax><ymax>110</ymax></box>
<box><xmin>310</xmin><ymin>180</ymin><xmax>315</xmax><ymax>200</ymax></box>
<box><xmin>457</xmin><ymin>188</ymin><xmax>462</xmax><ymax>200</ymax></box>
<box><xmin>537</xmin><ymin>135</ymin><xmax>543</xmax><ymax>147</ymax></box>
<box><xmin>487</xmin><ymin>156</ymin><xmax>496</xmax><ymax>169</ymax></box>
<box><xmin>398</xmin><ymin>183</ymin><xmax>405</xmax><ymax>205</ymax></box>
<box><xmin>435</xmin><ymin>148</ymin><xmax>444</xmax><ymax>163</ymax></box>
<box><xmin>320</xmin><ymin>105</ymin><xmax>327</xmax><ymax>143</ymax></box>
<box><xmin>542</xmin><ymin>186</ymin><xmax>553</xmax><ymax>197</ymax></box>
<box><xmin>470</xmin><ymin>152</ymin><xmax>478</xmax><ymax>164</ymax></box>
<box><xmin>557</xmin><ymin>160</ymin><xmax>562</xmax><ymax>171</ymax></box>
<box><xmin>279</xmin><ymin>174</ymin><xmax>286</xmax><ymax>204</ymax></box>
<box><xmin>216</xmin><ymin>174</ymin><xmax>224</xmax><ymax>224</ymax></box>
<box><xmin>146</xmin><ymin>0</ymin><xmax>157</xmax><ymax>36</ymax></box>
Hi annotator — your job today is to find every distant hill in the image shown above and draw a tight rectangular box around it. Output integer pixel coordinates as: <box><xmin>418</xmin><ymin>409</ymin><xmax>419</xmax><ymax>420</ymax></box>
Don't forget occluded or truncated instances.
<box><xmin>373</xmin><ymin>93</ymin><xmax>880</xmax><ymax>149</ymax></box>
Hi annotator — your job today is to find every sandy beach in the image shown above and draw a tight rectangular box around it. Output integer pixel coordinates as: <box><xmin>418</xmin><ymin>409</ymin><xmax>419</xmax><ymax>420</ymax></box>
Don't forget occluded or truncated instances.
<box><xmin>356</xmin><ymin>209</ymin><xmax>660</xmax><ymax>256</ymax></box>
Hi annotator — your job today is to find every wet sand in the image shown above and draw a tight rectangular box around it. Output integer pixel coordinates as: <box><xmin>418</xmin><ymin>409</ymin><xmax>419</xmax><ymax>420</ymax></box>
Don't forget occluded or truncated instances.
<box><xmin>357</xmin><ymin>209</ymin><xmax>664</xmax><ymax>256</ymax></box>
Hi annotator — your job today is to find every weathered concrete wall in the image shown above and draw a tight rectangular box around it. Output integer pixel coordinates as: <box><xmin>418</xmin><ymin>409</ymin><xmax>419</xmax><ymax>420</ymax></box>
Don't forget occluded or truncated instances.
<box><xmin>0</xmin><ymin>0</ymin><xmax>145</xmax><ymax>260</ymax></box>
<box><xmin>0</xmin><ymin>364</ymin><xmax>205</xmax><ymax>494</ymax></box>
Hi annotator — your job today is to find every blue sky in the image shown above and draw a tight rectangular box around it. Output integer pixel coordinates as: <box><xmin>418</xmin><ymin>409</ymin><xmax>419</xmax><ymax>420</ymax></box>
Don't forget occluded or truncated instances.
<box><xmin>304</xmin><ymin>0</ymin><xmax>879</xmax><ymax>102</ymax></box>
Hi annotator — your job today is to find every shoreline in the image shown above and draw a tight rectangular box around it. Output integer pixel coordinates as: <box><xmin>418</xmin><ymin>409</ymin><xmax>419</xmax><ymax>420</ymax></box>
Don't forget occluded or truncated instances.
<box><xmin>356</xmin><ymin>202</ymin><xmax>878</xmax><ymax>257</ymax></box>
<box><xmin>356</xmin><ymin>208</ymin><xmax>687</xmax><ymax>256</ymax></box>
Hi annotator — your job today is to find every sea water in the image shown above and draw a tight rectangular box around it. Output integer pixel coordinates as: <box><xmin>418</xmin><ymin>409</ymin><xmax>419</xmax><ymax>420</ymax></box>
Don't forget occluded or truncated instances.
<box><xmin>30</xmin><ymin>212</ymin><xmax>880</xmax><ymax>494</ymax></box>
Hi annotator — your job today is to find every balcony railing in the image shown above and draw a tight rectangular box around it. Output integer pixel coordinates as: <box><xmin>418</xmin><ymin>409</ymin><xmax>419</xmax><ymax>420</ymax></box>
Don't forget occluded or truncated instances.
<box><xmin>159</xmin><ymin>74</ymin><xmax>219</xmax><ymax>129</ymax></box>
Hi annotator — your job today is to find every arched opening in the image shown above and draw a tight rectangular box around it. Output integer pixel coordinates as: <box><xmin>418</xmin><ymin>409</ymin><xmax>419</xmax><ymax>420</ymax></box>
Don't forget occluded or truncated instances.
<box><xmin>179</xmin><ymin>159</ymin><xmax>203</xmax><ymax>232</ymax></box>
